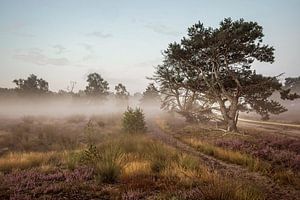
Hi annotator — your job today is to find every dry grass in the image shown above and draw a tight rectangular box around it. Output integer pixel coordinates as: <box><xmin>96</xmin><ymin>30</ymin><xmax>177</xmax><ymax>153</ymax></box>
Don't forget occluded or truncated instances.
<box><xmin>183</xmin><ymin>137</ymin><xmax>300</xmax><ymax>189</ymax></box>
<box><xmin>185</xmin><ymin>138</ymin><xmax>270</xmax><ymax>172</ymax></box>
<box><xmin>203</xmin><ymin>176</ymin><xmax>264</xmax><ymax>200</ymax></box>
<box><xmin>0</xmin><ymin>115</ymin><xmax>267</xmax><ymax>199</ymax></box>
<box><xmin>0</xmin><ymin>151</ymin><xmax>65</xmax><ymax>173</ymax></box>
<box><xmin>123</xmin><ymin>160</ymin><xmax>151</xmax><ymax>176</ymax></box>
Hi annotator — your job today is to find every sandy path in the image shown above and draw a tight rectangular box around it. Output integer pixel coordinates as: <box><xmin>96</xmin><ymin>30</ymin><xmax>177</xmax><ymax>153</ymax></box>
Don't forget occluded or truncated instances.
<box><xmin>238</xmin><ymin>119</ymin><xmax>300</xmax><ymax>139</ymax></box>
<box><xmin>239</xmin><ymin>118</ymin><xmax>300</xmax><ymax>128</ymax></box>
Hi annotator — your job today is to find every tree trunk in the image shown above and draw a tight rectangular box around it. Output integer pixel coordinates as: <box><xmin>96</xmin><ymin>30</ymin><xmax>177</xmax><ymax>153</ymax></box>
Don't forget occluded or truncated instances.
<box><xmin>227</xmin><ymin>118</ymin><xmax>238</xmax><ymax>132</ymax></box>
<box><xmin>217</xmin><ymin>98</ymin><xmax>239</xmax><ymax>132</ymax></box>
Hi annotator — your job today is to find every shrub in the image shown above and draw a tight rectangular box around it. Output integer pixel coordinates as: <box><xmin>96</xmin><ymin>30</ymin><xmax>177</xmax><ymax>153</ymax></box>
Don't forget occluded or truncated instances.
<box><xmin>122</xmin><ymin>107</ymin><xmax>147</xmax><ymax>134</ymax></box>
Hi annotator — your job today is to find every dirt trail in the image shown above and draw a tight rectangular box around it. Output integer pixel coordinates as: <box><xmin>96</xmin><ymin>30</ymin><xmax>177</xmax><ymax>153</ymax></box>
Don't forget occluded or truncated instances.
<box><xmin>147</xmin><ymin>120</ymin><xmax>300</xmax><ymax>200</ymax></box>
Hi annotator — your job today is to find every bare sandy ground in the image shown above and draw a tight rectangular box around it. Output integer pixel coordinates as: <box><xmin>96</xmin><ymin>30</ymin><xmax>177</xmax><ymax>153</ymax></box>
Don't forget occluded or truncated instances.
<box><xmin>238</xmin><ymin>118</ymin><xmax>300</xmax><ymax>139</ymax></box>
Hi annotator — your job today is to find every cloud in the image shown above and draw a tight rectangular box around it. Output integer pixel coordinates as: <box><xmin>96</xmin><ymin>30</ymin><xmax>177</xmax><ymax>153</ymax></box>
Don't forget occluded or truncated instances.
<box><xmin>14</xmin><ymin>48</ymin><xmax>70</xmax><ymax>66</ymax></box>
<box><xmin>145</xmin><ymin>23</ymin><xmax>181</xmax><ymax>36</ymax></box>
<box><xmin>52</xmin><ymin>45</ymin><xmax>66</xmax><ymax>54</ymax></box>
<box><xmin>86</xmin><ymin>31</ymin><xmax>112</xmax><ymax>38</ymax></box>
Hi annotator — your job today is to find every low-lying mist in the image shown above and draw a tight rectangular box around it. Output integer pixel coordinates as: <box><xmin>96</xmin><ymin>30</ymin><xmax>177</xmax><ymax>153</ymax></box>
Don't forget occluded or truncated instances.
<box><xmin>0</xmin><ymin>96</ymin><xmax>162</xmax><ymax>119</ymax></box>
<box><xmin>0</xmin><ymin>95</ymin><xmax>299</xmax><ymax>123</ymax></box>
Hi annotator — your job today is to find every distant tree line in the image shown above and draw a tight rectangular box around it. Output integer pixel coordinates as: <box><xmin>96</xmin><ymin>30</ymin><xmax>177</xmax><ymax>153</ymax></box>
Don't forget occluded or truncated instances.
<box><xmin>0</xmin><ymin>73</ymin><xmax>161</xmax><ymax>106</ymax></box>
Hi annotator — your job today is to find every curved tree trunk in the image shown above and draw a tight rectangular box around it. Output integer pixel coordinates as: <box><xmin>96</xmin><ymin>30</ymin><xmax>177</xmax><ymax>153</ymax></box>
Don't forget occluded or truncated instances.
<box><xmin>227</xmin><ymin>118</ymin><xmax>238</xmax><ymax>132</ymax></box>
<box><xmin>217</xmin><ymin>98</ymin><xmax>239</xmax><ymax>132</ymax></box>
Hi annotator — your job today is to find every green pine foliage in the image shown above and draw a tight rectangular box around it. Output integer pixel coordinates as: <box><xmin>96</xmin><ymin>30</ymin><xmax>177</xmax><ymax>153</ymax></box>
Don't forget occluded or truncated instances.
<box><xmin>122</xmin><ymin>107</ymin><xmax>147</xmax><ymax>134</ymax></box>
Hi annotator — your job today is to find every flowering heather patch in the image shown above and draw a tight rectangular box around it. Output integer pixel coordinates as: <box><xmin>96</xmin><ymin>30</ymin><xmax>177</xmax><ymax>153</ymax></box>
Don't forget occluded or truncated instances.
<box><xmin>292</xmin><ymin>155</ymin><xmax>300</xmax><ymax>170</ymax></box>
<box><xmin>215</xmin><ymin>139</ymin><xmax>251</xmax><ymax>152</ymax></box>
<box><xmin>265</xmin><ymin>136</ymin><xmax>300</xmax><ymax>154</ymax></box>
<box><xmin>215</xmin><ymin>137</ymin><xmax>300</xmax><ymax>171</ymax></box>
<box><xmin>1</xmin><ymin>167</ymin><xmax>97</xmax><ymax>199</ymax></box>
<box><xmin>121</xmin><ymin>189</ymin><xmax>147</xmax><ymax>200</ymax></box>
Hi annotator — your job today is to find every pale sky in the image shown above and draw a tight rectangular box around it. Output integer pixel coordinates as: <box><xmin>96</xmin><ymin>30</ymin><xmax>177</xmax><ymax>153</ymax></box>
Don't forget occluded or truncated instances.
<box><xmin>0</xmin><ymin>0</ymin><xmax>300</xmax><ymax>93</ymax></box>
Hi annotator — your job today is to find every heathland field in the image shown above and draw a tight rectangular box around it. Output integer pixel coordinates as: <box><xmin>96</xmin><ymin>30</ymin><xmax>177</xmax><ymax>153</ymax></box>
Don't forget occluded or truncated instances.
<box><xmin>0</xmin><ymin>112</ymin><xmax>299</xmax><ymax>200</ymax></box>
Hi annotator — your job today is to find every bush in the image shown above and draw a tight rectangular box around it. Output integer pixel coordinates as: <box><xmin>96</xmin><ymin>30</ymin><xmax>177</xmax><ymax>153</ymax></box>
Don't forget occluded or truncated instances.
<box><xmin>122</xmin><ymin>107</ymin><xmax>147</xmax><ymax>134</ymax></box>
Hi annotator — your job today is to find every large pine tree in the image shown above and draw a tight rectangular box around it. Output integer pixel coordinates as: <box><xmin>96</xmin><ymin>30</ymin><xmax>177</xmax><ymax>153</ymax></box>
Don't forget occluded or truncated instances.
<box><xmin>154</xmin><ymin>18</ymin><xmax>299</xmax><ymax>131</ymax></box>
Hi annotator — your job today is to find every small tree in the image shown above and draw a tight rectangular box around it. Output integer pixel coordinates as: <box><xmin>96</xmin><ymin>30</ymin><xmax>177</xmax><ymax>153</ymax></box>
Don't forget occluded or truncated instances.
<box><xmin>122</xmin><ymin>107</ymin><xmax>147</xmax><ymax>134</ymax></box>
<box><xmin>154</xmin><ymin>18</ymin><xmax>299</xmax><ymax>131</ymax></box>
<box><xmin>85</xmin><ymin>73</ymin><xmax>109</xmax><ymax>98</ymax></box>
<box><xmin>115</xmin><ymin>83</ymin><xmax>129</xmax><ymax>104</ymax></box>
<box><xmin>140</xmin><ymin>83</ymin><xmax>161</xmax><ymax>106</ymax></box>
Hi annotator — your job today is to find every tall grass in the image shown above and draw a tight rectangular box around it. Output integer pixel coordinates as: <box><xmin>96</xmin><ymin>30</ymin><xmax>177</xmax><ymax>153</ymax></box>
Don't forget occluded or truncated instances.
<box><xmin>184</xmin><ymin>138</ymin><xmax>300</xmax><ymax>189</ymax></box>
<box><xmin>145</xmin><ymin>143</ymin><xmax>175</xmax><ymax>173</ymax></box>
<box><xmin>185</xmin><ymin>138</ymin><xmax>270</xmax><ymax>172</ymax></box>
<box><xmin>0</xmin><ymin>151</ymin><xmax>64</xmax><ymax>173</ymax></box>
<box><xmin>0</xmin><ymin>132</ymin><xmax>266</xmax><ymax>199</ymax></box>
<box><xmin>200</xmin><ymin>175</ymin><xmax>265</xmax><ymax>200</ymax></box>
<box><xmin>95</xmin><ymin>146</ymin><xmax>125</xmax><ymax>183</ymax></box>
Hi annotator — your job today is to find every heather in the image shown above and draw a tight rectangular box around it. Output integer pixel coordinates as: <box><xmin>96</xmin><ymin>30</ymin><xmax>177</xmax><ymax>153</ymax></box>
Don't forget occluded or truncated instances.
<box><xmin>0</xmin><ymin>114</ymin><xmax>267</xmax><ymax>199</ymax></box>
<box><xmin>160</xmin><ymin>119</ymin><xmax>300</xmax><ymax>189</ymax></box>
